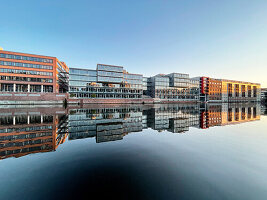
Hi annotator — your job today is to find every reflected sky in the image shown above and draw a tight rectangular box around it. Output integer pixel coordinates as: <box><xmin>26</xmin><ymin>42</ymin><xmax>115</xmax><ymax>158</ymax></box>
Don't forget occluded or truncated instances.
<box><xmin>0</xmin><ymin>103</ymin><xmax>266</xmax><ymax>200</ymax></box>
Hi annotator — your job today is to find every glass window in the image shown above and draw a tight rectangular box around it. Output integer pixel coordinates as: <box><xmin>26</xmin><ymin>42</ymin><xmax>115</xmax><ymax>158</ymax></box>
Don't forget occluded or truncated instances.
<box><xmin>0</xmin><ymin>53</ymin><xmax>53</xmax><ymax>63</ymax></box>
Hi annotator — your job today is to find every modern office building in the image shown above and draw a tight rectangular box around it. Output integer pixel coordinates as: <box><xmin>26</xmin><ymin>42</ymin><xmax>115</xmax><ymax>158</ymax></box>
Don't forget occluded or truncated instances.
<box><xmin>144</xmin><ymin>73</ymin><xmax>200</xmax><ymax>101</ymax></box>
<box><xmin>69</xmin><ymin>64</ymin><xmax>143</xmax><ymax>99</ymax></box>
<box><xmin>0</xmin><ymin>48</ymin><xmax>262</xmax><ymax>104</ymax></box>
<box><xmin>221</xmin><ymin>79</ymin><xmax>261</xmax><ymax>102</ymax></box>
<box><xmin>193</xmin><ymin>76</ymin><xmax>261</xmax><ymax>102</ymax></box>
<box><xmin>0</xmin><ymin>49</ymin><xmax>69</xmax><ymax>94</ymax></box>
<box><xmin>194</xmin><ymin>77</ymin><xmax>222</xmax><ymax>102</ymax></box>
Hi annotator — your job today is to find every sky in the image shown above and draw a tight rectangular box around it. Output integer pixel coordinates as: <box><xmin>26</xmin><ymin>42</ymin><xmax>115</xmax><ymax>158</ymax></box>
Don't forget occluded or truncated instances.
<box><xmin>1</xmin><ymin>0</ymin><xmax>267</xmax><ymax>87</ymax></box>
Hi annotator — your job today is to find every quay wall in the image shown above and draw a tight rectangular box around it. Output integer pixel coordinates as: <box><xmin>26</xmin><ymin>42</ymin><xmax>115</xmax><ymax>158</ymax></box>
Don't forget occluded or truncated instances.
<box><xmin>0</xmin><ymin>92</ymin><xmax>68</xmax><ymax>105</ymax></box>
<box><xmin>0</xmin><ymin>92</ymin><xmax>261</xmax><ymax>105</ymax></box>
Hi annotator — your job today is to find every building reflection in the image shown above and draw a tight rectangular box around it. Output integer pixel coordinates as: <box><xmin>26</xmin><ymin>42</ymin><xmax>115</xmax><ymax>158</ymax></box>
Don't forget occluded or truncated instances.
<box><xmin>68</xmin><ymin>105</ymin><xmax>143</xmax><ymax>143</ymax></box>
<box><xmin>0</xmin><ymin>103</ymin><xmax>262</xmax><ymax>160</ymax></box>
<box><xmin>144</xmin><ymin>104</ymin><xmax>200</xmax><ymax>133</ymax></box>
<box><xmin>261</xmin><ymin>105</ymin><xmax>267</xmax><ymax>115</ymax></box>
<box><xmin>68</xmin><ymin>103</ymin><xmax>261</xmax><ymax>143</ymax></box>
<box><xmin>0</xmin><ymin>107</ymin><xmax>68</xmax><ymax>160</ymax></box>
<box><xmin>200</xmin><ymin>103</ymin><xmax>260</xmax><ymax>128</ymax></box>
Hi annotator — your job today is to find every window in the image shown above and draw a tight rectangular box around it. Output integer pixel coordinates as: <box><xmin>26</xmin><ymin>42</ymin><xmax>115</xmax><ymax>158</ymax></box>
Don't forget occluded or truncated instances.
<box><xmin>0</xmin><ymin>53</ymin><xmax>53</xmax><ymax>63</ymax></box>
<box><xmin>0</xmin><ymin>60</ymin><xmax>53</xmax><ymax>70</ymax></box>
<box><xmin>0</xmin><ymin>68</ymin><xmax>53</xmax><ymax>76</ymax></box>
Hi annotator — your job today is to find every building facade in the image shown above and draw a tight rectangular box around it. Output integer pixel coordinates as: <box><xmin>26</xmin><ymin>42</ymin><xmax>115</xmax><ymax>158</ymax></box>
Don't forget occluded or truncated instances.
<box><xmin>220</xmin><ymin>79</ymin><xmax>260</xmax><ymax>102</ymax></box>
<box><xmin>0</xmin><ymin>50</ymin><xmax>69</xmax><ymax>94</ymax></box>
<box><xmin>144</xmin><ymin>73</ymin><xmax>200</xmax><ymax>101</ymax></box>
<box><xmin>194</xmin><ymin>76</ymin><xmax>261</xmax><ymax>102</ymax></box>
<box><xmin>0</xmin><ymin>49</ymin><xmax>262</xmax><ymax>103</ymax></box>
<box><xmin>69</xmin><ymin>64</ymin><xmax>143</xmax><ymax>99</ymax></box>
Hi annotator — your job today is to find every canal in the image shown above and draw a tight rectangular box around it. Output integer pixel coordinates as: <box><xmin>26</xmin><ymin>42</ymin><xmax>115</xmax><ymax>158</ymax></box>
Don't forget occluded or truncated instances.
<box><xmin>0</xmin><ymin>103</ymin><xmax>266</xmax><ymax>200</ymax></box>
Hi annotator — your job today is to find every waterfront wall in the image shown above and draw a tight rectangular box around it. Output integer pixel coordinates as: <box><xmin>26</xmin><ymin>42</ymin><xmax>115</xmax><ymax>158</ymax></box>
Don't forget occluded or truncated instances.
<box><xmin>0</xmin><ymin>92</ymin><xmax>261</xmax><ymax>105</ymax></box>
<box><xmin>0</xmin><ymin>92</ymin><xmax>68</xmax><ymax>105</ymax></box>
<box><xmin>68</xmin><ymin>98</ymin><xmax>154</xmax><ymax>105</ymax></box>
<box><xmin>67</xmin><ymin>98</ymin><xmax>202</xmax><ymax>105</ymax></box>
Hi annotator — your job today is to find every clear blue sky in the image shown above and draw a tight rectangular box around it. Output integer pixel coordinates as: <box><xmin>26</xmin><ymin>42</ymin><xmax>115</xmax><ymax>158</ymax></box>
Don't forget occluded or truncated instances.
<box><xmin>1</xmin><ymin>0</ymin><xmax>267</xmax><ymax>87</ymax></box>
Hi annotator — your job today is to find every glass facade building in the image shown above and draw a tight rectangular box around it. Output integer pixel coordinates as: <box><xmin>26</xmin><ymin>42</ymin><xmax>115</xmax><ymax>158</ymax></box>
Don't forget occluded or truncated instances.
<box><xmin>144</xmin><ymin>73</ymin><xmax>200</xmax><ymax>101</ymax></box>
<box><xmin>69</xmin><ymin>64</ymin><xmax>143</xmax><ymax>99</ymax></box>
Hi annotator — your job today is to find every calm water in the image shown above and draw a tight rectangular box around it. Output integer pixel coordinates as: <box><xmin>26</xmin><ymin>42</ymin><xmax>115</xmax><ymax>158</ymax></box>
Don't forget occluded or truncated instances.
<box><xmin>0</xmin><ymin>103</ymin><xmax>267</xmax><ymax>200</ymax></box>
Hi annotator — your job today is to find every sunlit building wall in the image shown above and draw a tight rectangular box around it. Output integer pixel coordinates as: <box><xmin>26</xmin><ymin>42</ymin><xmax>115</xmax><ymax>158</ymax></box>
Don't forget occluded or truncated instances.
<box><xmin>221</xmin><ymin>79</ymin><xmax>261</xmax><ymax>102</ymax></box>
<box><xmin>194</xmin><ymin>76</ymin><xmax>261</xmax><ymax>102</ymax></box>
<box><xmin>0</xmin><ymin>50</ymin><xmax>69</xmax><ymax>93</ymax></box>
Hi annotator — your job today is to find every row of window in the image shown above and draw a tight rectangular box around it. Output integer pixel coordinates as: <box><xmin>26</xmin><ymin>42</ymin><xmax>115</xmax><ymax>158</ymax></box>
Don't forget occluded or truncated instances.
<box><xmin>172</xmin><ymin>83</ymin><xmax>189</xmax><ymax>87</ymax></box>
<box><xmin>69</xmin><ymin>68</ymin><xmax>97</xmax><ymax>76</ymax></box>
<box><xmin>0</xmin><ymin>138</ymin><xmax>53</xmax><ymax>148</ymax></box>
<box><xmin>228</xmin><ymin>93</ymin><xmax>257</xmax><ymax>97</ymax></box>
<box><xmin>0</xmin><ymin>68</ymin><xmax>53</xmax><ymax>76</ymax></box>
<box><xmin>69</xmin><ymin>80</ymin><xmax>87</xmax><ymax>87</ymax></box>
<box><xmin>154</xmin><ymin>82</ymin><xmax>170</xmax><ymax>87</ymax></box>
<box><xmin>155</xmin><ymin>89</ymin><xmax>199</xmax><ymax>93</ymax></box>
<box><xmin>70</xmin><ymin>93</ymin><xmax>142</xmax><ymax>99</ymax></box>
<box><xmin>0</xmin><ymin>60</ymin><xmax>53</xmax><ymax>70</ymax></box>
<box><xmin>97</xmin><ymin>64</ymin><xmax>123</xmax><ymax>73</ymax></box>
<box><xmin>98</xmin><ymin>76</ymin><xmax>123</xmax><ymax>83</ymax></box>
<box><xmin>0</xmin><ymin>53</ymin><xmax>53</xmax><ymax>63</ymax></box>
<box><xmin>69</xmin><ymin>75</ymin><xmax>97</xmax><ymax>82</ymax></box>
<box><xmin>172</xmin><ymin>78</ymin><xmax>189</xmax><ymax>83</ymax></box>
<box><xmin>69</xmin><ymin>83</ymin><xmax>143</xmax><ymax>90</ymax></box>
<box><xmin>153</xmin><ymin>77</ymin><xmax>169</xmax><ymax>82</ymax></box>
<box><xmin>124</xmin><ymin>73</ymin><xmax>143</xmax><ymax>80</ymax></box>
<box><xmin>0</xmin><ymin>76</ymin><xmax>53</xmax><ymax>83</ymax></box>
<box><xmin>98</xmin><ymin>70</ymin><xmax>123</xmax><ymax>78</ymax></box>
<box><xmin>0</xmin><ymin>126</ymin><xmax>53</xmax><ymax>134</ymax></box>
<box><xmin>0</xmin><ymin>84</ymin><xmax>54</xmax><ymax>92</ymax></box>
<box><xmin>156</xmin><ymin>95</ymin><xmax>199</xmax><ymax>99</ymax></box>
<box><xmin>169</xmin><ymin>73</ymin><xmax>189</xmax><ymax>78</ymax></box>
<box><xmin>124</xmin><ymin>79</ymin><xmax>142</xmax><ymax>85</ymax></box>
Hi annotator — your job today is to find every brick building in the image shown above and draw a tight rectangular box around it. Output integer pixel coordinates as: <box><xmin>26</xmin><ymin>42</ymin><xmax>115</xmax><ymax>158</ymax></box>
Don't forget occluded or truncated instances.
<box><xmin>0</xmin><ymin>49</ymin><xmax>69</xmax><ymax>94</ymax></box>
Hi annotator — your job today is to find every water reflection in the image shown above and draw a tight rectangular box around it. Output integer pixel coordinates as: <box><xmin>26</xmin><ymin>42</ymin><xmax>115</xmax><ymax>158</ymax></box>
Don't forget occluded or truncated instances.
<box><xmin>0</xmin><ymin>103</ymin><xmax>262</xmax><ymax>160</ymax></box>
<box><xmin>0</xmin><ymin>107</ymin><xmax>68</xmax><ymax>160</ymax></box>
